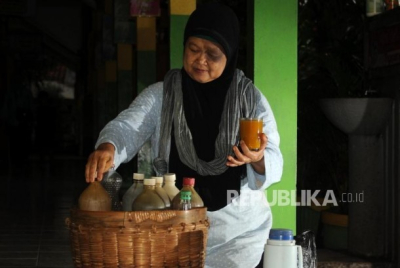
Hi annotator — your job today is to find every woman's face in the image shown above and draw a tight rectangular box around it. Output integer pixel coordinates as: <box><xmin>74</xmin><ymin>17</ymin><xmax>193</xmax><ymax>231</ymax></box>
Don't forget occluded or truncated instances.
<box><xmin>183</xmin><ymin>37</ymin><xmax>227</xmax><ymax>83</ymax></box>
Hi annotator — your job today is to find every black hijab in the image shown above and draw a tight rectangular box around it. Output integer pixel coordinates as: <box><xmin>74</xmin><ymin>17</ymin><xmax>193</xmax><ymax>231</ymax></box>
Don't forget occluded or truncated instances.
<box><xmin>169</xmin><ymin>2</ymin><xmax>245</xmax><ymax>211</ymax></box>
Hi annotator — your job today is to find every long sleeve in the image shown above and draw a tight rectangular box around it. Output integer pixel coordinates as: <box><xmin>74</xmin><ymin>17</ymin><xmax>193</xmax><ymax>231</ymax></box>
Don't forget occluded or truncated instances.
<box><xmin>95</xmin><ymin>82</ymin><xmax>163</xmax><ymax>168</ymax></box>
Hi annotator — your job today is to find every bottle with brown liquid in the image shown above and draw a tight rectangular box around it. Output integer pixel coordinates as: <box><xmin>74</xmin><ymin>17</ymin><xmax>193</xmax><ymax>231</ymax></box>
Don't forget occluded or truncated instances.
<box><xmin>132</xmin><ymin>178</ymin><xmax>166</xmax><ymax>211</ymax></box>
<box><xmin>122</xmin><ymin>173</ymin><xmax>144</xmax><ymax>211</ymax></box>
<box><xmin>163</xmin><ymin>173</ymin><xmax>180</xmax><ymax>200</ymax></box>
<box><xmin>172</xmin><ymin>177</ymin><xmax>204</xmax><ymax>209</ymax></box>
<box><xmin>153</xmin><ymin>176</ymin><xmax>171</xmax><ymax>208</ymax></box>
<box><xmin>78</xmin><ymin>181</ymin><xmax>112</xmax><ymax>211</ymax></box>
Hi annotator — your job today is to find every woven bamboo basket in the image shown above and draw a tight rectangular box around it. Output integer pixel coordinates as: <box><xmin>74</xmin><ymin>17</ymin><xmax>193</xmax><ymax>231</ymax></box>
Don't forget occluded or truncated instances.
<box><xmin>66</xmin><ymin>208</ymin><xmax>209</xmax><ymax>268</ymax></box>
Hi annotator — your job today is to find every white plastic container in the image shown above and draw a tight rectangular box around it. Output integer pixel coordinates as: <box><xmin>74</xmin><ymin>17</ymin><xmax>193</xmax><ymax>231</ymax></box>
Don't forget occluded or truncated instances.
<box><xmin>264</xmin><ymin>229</ymin><xmax>303</xmax><ymax>268</ymax></box>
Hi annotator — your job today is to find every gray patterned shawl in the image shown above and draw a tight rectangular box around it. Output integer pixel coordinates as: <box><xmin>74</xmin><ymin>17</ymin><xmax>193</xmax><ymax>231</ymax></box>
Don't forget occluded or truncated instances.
<box><xmin>153</xmin><ymin>69</ymin><xmax>259</xmax><ymax>176</ymax></box>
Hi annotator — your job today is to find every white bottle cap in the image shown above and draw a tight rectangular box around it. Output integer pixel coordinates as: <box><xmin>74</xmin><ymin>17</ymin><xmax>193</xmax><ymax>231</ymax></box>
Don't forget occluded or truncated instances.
<box><xmin>164</xmin><ymin>173</ymin><xmax>176</xmax><ymax>182</ymax></box>
<box><xmin>152</xmin><ymin>176</ymin><xmax>163</xmax><ymax>184</ymax></box>
<box><xmin>144</xmin><ymin>178</ymin><xmax>156</xmax><ymax>186</ymax></box>
<box><xmin>133</xmin><ymin>173</ymin><xmax>144</xmax><ymax>180</ymax></box>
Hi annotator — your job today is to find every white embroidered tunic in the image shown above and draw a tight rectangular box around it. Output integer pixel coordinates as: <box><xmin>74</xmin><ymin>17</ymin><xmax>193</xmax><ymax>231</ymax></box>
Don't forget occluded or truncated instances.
<box><xmin>95</xmin><ymin>75</ymin><xmax>283</xmax><ymax>268</ymax></box>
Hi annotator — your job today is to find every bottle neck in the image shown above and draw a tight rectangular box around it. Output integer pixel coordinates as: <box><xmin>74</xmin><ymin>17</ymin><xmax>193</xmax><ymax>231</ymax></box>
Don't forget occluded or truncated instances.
<box><xmin>144</xmin><ymin>185</ymin><xmax>155</xmax><ymax>190</ymax></box>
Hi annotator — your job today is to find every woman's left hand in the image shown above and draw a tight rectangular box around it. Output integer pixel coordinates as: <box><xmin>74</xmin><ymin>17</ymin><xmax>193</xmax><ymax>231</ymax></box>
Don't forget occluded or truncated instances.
<box><xmin>226</xmin><ymin>133</ymin><xmax>268</xmax><ymax>174</ymax></box>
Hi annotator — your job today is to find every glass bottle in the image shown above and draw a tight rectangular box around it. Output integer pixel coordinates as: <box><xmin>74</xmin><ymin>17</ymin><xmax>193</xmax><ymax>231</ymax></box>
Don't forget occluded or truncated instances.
<box><xmin>172</xmin><ymin>177</ymin><xmax>204</xmax><ymax>209</ymax></box>
<box><xmin>101</xmin><ymin>170</ymin><xmax>123</xmax><ymax>211</ymax></box>
<box><xmin>178</xmin><ymin>191</ymin><xmax>192</xmax><ymax>211</ymax></box>
<box><xmin>122</xmin><ymin>173</ymin><xmax>144</xmax><ymax>211</ymax></box>
<box><xmin>163</xmin><ymin>173</ymin><xmax>180</xmax><ymax>200</ymax></box>
<box><xmin>153</xmin><ymin>176</ymin><xmax>171</xmax><ymax>208</ymax></box>
<box><xmin>132</xmin><ymin>178</ymin><xmax>166</xmax><ymax>211</ymax></box>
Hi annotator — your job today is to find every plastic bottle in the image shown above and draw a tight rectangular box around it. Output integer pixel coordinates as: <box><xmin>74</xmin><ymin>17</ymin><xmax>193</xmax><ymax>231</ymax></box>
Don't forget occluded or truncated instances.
<box><xmin>163</xmin><ymin>173</ymin><xmax>180</xmax><ymax>200</ymax></box>
<box><xmin>172</xmin><ymin>177</ymin><xmax>204</xmax><ymax>209</ymax></box>
<box><xmin>263</xmin><ymin>229</ymin><xmax>303</xmax><ymax>268</ymax></box>
<box><xmin>153</xmin><ymin>176</ymin><xmax>171</xmax><ymax>208</ymax></box>
<box><xmin>178</xmin><ymin>191</ymin><xmax>192</xmax><ymax>211</ymax></box>
<box><xmin>122</xmin><ymin>173</ymin><xmax>144</xmax><ymax>211</ymax></box>
<box><xmin>132</xmin><ymin>178</ymin><xmax>166</xmax><ymax>211</ymax></box>
<box><xmin>78</xmin><ymin>181</ymin><xmax>111</xmax><ymax>211</ymax></box>
<box><xmin>101</xmin><ymin>170</ymin><xmax>123</xmax><ymax>211</ymax></box>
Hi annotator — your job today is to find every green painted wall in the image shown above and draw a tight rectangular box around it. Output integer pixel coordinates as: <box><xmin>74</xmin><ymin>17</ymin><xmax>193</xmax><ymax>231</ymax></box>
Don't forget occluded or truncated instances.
<box><xmin>170</xmin><ymin>15</ymin><xmax>189</xmax><ymax>69</ymax></box>
<box><xmin>253</xmin><ymin>0</ymin><xmax>297</xmax><ymax>232</ymax></box>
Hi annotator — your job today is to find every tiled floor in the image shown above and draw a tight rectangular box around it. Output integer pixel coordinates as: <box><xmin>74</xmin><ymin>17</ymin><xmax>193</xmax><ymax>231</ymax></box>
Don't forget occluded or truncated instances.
<box><xmin>0</xmin><ymin>154</ymin><xmax>87</xmax><ymax>268</ymax></box>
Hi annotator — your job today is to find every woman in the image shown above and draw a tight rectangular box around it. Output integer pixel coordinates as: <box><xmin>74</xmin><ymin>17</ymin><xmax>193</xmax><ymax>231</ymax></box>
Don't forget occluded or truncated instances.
<box><xmin>85</xmin><ymin>3</ymin><xmax>283</xmax><ymax>267</ymax></box>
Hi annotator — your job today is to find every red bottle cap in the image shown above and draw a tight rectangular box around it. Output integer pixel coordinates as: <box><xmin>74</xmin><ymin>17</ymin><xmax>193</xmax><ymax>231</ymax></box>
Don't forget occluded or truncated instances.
<box><xmin>183</xmin><ymin>177</ymin><xmax>195</xmax><ymax>186</ymax></box>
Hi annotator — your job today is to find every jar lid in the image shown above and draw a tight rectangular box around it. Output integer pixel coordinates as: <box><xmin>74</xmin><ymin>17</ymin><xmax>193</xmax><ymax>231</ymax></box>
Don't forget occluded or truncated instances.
<box><xmin>180</xmin><ymin>190</ymin><xmax>192</xmax><ymax>200</ymax></box>
<box><xmin>144</xmin><ymin>178</ymin><xmax>156</xmax><ymax>186</ymax></box>
<box><xmin>269</xmin><ymin>229</ymin><xmax>293</xmax><ymax>241</ymax></box>
<box><xmin>164</xmin><ymin>173</ymin><xmax>176</xmax><ymax>182</ymax></box>
<box><xmin>152</xmin><ymin>176</ymin><xmax>163</xmax><ymax>184</ymax></box>
<box><xmin>183</xmin><ymin>177</ymin><xmax>195</xmax><ymax>186</ymax></box>
<box><xmin>133</xmin><ymin>173</ymin><xmax>144</xmax><ymax>180</ymax></box>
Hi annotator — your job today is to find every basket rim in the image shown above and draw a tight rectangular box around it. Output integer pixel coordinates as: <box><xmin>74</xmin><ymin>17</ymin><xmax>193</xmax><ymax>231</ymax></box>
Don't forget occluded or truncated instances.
<box><xmin>67</xmin><ymin>207</ymin><xmax>209</xmax><ymax>228</ymax></box>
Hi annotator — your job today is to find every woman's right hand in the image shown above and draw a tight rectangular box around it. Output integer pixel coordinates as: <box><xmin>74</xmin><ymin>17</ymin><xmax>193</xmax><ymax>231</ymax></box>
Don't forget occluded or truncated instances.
<box><xmin>85</xmin><ymin>143</ymin><xmax>115</xmax><ymax>183</ymax></box>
